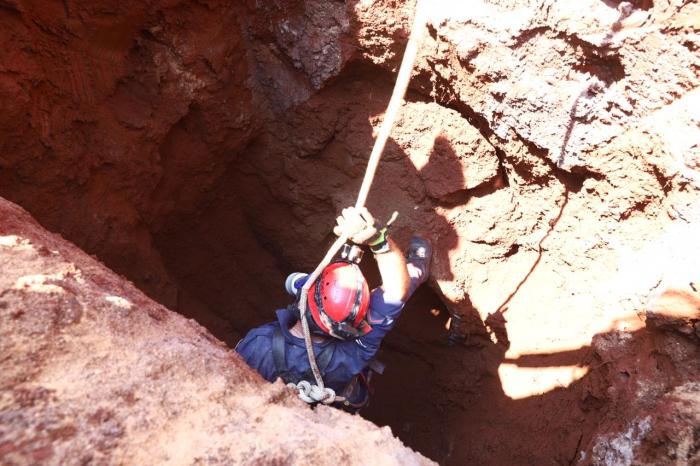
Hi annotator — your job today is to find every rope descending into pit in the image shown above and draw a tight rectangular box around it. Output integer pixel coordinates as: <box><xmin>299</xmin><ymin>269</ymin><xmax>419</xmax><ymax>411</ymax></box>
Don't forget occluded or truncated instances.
<box><xmin>292</xmin><ymin>1</ymin><xmax>428</xmax><ymax>405</ymax></box>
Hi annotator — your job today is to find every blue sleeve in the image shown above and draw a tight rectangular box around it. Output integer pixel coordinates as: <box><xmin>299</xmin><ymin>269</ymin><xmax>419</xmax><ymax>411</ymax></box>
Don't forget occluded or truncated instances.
<box><xmin>235</xmin><ymin>323</ymin><xmax>277</xmax><ymax>382</ymax></box>
<box><xmin>333</xmin><ymin>287</ymin><xmax>406</xmax><ymax>372</ymax></box>
<box><xmin>359</xmin><ymin>286</ymin><xmax>406</xmax><ymax>351</ymax></box>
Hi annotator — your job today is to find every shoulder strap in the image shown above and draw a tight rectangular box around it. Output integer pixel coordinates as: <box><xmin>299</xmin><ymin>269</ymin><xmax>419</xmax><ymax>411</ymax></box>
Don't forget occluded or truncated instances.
<box><xmin>273</xmin><ymin>326</ymin><xmax>336</xmax><ymax>381</ymax></box>
<box><xmin>272</xmin><ymin>327</ymin><xmax>287</xmax><ymax>374</ymax></box>
<box><xmin>316</xmin><ymin>343</ymin><xmax>334</xmax><ymax>372</ymax></box>
<box><xmin>367</xmin><ymin>358</ymin><xmax>385</xmax><ymax>375</ymax></box>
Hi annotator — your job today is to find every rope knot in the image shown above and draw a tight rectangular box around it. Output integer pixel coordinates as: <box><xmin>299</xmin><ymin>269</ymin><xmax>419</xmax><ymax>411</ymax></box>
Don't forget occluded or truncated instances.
<box><xmin>287</xmin><ymin>381</ymin><xmax>336</xmax><ymax>405</ymax></box>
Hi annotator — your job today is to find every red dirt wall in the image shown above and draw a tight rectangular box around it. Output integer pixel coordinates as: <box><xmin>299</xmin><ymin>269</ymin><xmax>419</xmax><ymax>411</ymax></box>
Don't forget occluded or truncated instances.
<box><xmin>0</xmin><ymin>0</ymin><xmax>259</xmax><ymax>308</ymax></box>
<box><xmin>1</xmin><ymin>0</ymin><xmax>699</xmax><ymax>464</ymax></box>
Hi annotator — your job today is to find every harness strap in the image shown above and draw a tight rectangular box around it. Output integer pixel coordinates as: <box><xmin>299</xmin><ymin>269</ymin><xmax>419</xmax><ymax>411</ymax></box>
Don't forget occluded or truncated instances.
<box><xmin>273</xmin><ymin>327</ymin><xmax>385</xmax><ymax>409</ymax></box>
<box><xmin>272</xmin><ymin>327</ymin><xmax>334</xmax><ymax>379</ymax></box>
<box><xmin>315</xmin><ymin>341</ymin><xmax>334</xmax><ymax>372</ymax></box>
<box><xmin>271</xmin><ymin>328</ymin><xmax>284</xmax><ymax>375</ymax></box>
<box><xmin>368</xmin><ymin>358</ymin><xmax>385</xmax><ymax>375</ymax></box>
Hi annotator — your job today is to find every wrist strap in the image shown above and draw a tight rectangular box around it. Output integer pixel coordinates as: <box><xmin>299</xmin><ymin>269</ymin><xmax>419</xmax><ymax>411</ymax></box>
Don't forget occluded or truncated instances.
<box><xmin>369</xmin><ymin>227</ymin><xmax>390</xmax><ymax>254</ymax></box>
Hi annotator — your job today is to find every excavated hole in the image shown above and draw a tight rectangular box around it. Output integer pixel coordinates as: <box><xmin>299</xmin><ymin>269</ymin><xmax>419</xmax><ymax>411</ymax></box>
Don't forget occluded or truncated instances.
<box><xmin>138</xmin><ymin>62</ymin><xmax>602</xmax><ymax>465</ymax></box>
<box><xmin>0</xmin><ymin>57</ymin><xmax>612</xmax><ymax>465</ymax></box>
<box><xmin>5</xmin><ymin>52</ymin><xmax>690</xmax><ymax>465</ymax></box>
<box><xmin>2</xmin><ymin>2</ymin><xmax>699</xmax><ymax>464</ymax></box>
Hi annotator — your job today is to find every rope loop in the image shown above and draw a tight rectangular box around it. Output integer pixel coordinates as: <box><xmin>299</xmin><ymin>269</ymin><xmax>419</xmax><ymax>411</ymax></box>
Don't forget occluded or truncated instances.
<box><xmin>287</xmin><ymin>381</ymin><xmax>337</xmax><ymax>405</ymax></box>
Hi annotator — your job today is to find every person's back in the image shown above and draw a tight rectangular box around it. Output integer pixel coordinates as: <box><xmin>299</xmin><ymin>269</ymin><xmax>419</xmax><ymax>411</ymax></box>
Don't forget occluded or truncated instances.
<box><xmin>236</xmin><ymin>207</ymin><xmax>431</xmax><ymax>410</ymax></box>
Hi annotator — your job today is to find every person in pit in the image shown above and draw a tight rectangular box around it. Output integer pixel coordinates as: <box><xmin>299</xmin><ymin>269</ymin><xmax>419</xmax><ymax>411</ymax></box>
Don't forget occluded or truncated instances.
<box><xmin>235</xmin><ymin>206</ymin><xmax>431</xmax><ymax>411</ymax></box>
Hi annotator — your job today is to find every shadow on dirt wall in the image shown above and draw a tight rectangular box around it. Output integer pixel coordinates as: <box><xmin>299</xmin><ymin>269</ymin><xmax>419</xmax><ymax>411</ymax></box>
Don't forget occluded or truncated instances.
<box><xmin>355</xmin><ymin>133</ymin><xmax>589</xmax><ymax>465</ymax></box>
<box><xmin>298</xmin><ymin>70</ymin><xmax>697</xmax><ymax>465</ymax></box>
<box><xmin>365</xmin><ymin>284</ymin><xmax>700</xmax><ymax>465</ymax></box>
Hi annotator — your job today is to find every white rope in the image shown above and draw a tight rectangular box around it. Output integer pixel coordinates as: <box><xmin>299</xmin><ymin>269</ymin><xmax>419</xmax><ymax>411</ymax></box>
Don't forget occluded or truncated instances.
<box><xmin>287</xmin><ymin>381</ymin><xmax>343</xmax><ymax>405</ymax></box>
<box><xmin>354</xmin><ymin>1</ymin><xmax>427</xmax><ymax>210</ymax></box>
<box><xmin>292</xmin><ymin>0</ymin><xmax>427</xmax><ymax>405</ymax></box>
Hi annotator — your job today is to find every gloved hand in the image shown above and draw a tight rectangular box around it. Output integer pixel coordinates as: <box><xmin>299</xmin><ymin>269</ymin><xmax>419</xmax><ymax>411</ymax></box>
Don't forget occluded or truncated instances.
<box><xmin>333</xmin><ymin>207</ymin><xmax>398</xmax><ymax>250</ymax></box>
<box><xmin>333</xmin><ymin>207</ymin><xmax>378</xmax><ymax>244</ymax></box>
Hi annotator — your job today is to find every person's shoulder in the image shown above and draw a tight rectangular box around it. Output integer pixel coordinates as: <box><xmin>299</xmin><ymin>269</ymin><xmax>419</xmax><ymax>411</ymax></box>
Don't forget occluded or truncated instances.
<box><xmin>235</xmin><ymin>321</ymin><xmax>281</xmax><ymax>379</ymax></box>
<box><xmin>367</xmin><ymin>287</ymin><xmax>406</xmax><ymax>324</ymax></box>
<box><xmin>235</xmin><ymin>320</ymin><xmax>279</xmax><ymax>353</ymax></box>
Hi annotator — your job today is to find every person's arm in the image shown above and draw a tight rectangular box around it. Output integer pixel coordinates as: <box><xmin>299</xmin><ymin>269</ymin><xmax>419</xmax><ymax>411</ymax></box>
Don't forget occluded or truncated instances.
<box><xmin>330</xmin><ymin>207</ymin><xmax>411</xmax><ymax>367</ymax></box>
<box><xmin>337</xmin><ymin>240</ymin><xmax>410</xmax><ymax>367</ymax></box>
<box><xmin>374</xmin><ymin>237</ymin><xmax>410</xmax><ymax>302</ymax></box>
<box><xmin>333</xmin><ymin>205</ymin><xmax>409</xmax><ymax>301</ymax></box>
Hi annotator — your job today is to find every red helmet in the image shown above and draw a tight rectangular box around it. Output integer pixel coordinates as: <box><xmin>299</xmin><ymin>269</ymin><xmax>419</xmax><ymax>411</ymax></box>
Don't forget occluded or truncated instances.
<box><xmin>306</xmin><ymin>261</ymin><xmax>371</xmax><ymax>340</ymax></box>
